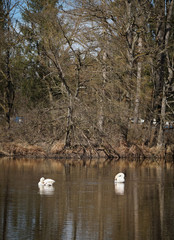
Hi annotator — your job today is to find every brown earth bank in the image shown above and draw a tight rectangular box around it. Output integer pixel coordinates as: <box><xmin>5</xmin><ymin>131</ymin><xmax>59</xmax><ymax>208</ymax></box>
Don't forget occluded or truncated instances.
<box><xmin>0</xmin><ymin>141</ymin><xmax>174</xmax><ymax>162</ymax></box>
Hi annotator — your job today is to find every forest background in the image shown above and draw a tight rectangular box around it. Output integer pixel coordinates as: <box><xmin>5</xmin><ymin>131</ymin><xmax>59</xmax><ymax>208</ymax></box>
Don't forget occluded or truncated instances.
<box><xmin>0</xmin><ymin>0</ymin><xmax>174</xmax><ymax>159</ymax></box>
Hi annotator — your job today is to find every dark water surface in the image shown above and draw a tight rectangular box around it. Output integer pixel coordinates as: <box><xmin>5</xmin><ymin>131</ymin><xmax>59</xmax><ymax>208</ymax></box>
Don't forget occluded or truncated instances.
<box><xmin>0</xmin><ymin>158</ymin><xmax>174</xmax><ymax>240</ymax></box>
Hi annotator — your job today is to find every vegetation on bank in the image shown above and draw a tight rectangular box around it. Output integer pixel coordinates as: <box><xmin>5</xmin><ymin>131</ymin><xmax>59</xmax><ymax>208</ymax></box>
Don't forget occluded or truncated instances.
<box><xmin>0</xmin><ymin>138</ymin><xmax>174</xmax><ymax>161</ymax></box>
<box><xmin>0</xmin><ymin>0</ymin><xmax>174</xmax><ymax>160</ymax></box>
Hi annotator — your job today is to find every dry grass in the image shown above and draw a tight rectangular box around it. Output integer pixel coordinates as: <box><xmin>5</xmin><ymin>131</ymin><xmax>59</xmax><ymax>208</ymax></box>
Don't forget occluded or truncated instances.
<box><xmin>0</xmin><ymin>140</ymin><xmax>173</xmax><ymax>161</ymax></box>
<box><xmin>1</xmin><ymin>142</ymin><xmax>46</xmax><ymax>157</ymax></box>
<box><xmin>51</xmin><ymin>141</ymin><xmax>65</xmax><ymax>154</ymax></box>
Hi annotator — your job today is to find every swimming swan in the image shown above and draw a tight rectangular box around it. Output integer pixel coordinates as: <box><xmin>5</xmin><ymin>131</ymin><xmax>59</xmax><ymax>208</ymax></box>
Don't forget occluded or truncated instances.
<box><xmin>38</xmin><ymin>177</ymin><xmax>55</xmax><ymax>187</ymax></box>
<box><xmin>114</xmin><ymin>173</ymin><xmax>125</xmax><ymax>183</ymax></box>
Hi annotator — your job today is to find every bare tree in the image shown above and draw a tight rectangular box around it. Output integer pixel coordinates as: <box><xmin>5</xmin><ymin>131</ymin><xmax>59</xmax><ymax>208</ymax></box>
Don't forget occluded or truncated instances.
<box><xmin>157</xmin><ymin>0</ymin><xmax>174</xmax><ymax>147</ymax></box>
<box><xmin>0</xmin><ymin>0</ymin><xmax>18</xmax><ymax>128</ymax></box>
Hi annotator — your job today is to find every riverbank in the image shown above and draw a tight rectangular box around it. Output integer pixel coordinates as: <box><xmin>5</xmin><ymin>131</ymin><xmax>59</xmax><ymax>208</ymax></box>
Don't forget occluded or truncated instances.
<box><xmin>0</xmin><ymin>141</ymin><xmax>174</xmax><ymax>161</ymax></box>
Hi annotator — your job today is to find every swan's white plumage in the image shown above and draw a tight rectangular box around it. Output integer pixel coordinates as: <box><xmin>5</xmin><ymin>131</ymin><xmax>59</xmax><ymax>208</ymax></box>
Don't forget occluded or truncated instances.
<box><xmin>114</xmin><ymin>173</ymin><xmax>125</xmax><ymax>183</ymax></box>
<box><xmin>38</xmin><ymin>177</ymin><xmax>55</xmax><ymax>187</ymax></box>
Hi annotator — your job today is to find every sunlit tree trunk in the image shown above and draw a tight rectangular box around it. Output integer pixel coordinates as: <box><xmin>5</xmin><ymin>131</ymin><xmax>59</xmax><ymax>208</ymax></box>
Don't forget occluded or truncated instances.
<box><xmin>125</xmin><ymin>0</ymin><xmax>136</xmax><ymax>72</ymax></box>
<box><xmin>134</xmin><ymin>36</ymin><xmax>142</xmax><ymax>124</ymax></box>
<box><xmin>98</xmin><ymin>49</ymin><xmax>107</xmax><ymax>132</ymax></box>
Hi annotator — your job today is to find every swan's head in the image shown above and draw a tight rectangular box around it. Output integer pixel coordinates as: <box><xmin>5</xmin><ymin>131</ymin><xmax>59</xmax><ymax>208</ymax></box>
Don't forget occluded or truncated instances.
<box><xmin>40</xmin><ymin>177</ymin><xmax>45</xmax><ymax>183</ymax></box>
<box><xmin>114</xmin><ymin>173</ymin><xmax>125</xmax><ymax>183</ymax></box>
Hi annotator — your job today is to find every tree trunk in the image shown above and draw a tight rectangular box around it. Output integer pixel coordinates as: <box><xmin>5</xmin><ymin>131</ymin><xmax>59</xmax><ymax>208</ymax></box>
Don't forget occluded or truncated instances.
<box><xmin>157</xmin><ymin>85</ymin><xmax>166</xmax><ymax>147</ymax></box>
<box><xmin>157</xmin><ymin>0</ymin><xmax>174</xmax><ymax>147</ymax></box>
<box><xmin>4</xmin><ymin>5</ymin><xmax>15</xmax><ymax>129</ymax></box>
<box><xmin>134</xmin><ymin>36</ymin><xmax>142</xmax><ymax>124</ymax></box>
<box><xmin>125</xmin><ymin>0</ymin><xmax>136</xmax><ymax>72</ymax></box>
<box><xmin>98</xmin><ymin>49</ymin><xmax>107</xmax><ymax>131</ymax></box>
<box><xmin>65</xmin><ymin>95</ymin><xmax>73</xmax><ymax>147</ymax></box>
<box><xmin>5</xmin><ymin>44</ymin><xmax>14</xmax><ymax>129</ymax></box>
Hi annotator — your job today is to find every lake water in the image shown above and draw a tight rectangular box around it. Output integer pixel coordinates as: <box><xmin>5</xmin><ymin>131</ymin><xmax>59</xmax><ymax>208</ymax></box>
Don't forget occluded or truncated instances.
<box><xmin>0</xmin><ymin>157</ymin><xmax>174</xmax><ymax>240</ymax></box>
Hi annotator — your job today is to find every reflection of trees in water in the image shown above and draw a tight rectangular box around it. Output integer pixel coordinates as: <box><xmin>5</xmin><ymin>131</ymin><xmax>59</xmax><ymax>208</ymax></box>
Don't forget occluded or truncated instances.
<box><xmin>1</xmin><ymin>159</ymin><xmax>174</xmax><ymax>239</ymax></box>
<box><xmin>2</xmin><ymin>164</ymin><xmax>10</xmax><ymax>240</ymax></box>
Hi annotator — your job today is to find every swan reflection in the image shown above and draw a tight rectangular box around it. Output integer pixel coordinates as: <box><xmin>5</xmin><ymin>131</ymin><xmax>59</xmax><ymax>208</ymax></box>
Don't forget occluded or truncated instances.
<box><xmin>114</xmin><ymin>183</ymin><xmax>125</xmax><ymax>195</ymax></box>
<box><xmin>38</xmin><ymin>185</ymin><xmax>55</xmax><ymax>196</ymax></box>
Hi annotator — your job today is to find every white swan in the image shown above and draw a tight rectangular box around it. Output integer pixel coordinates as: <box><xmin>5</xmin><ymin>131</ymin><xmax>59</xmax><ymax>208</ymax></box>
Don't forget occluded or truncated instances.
<box><xmin>38</xmin><ymin>177</ymin><xmax>55</xmax><ymax>187</ymax></box>
<box><xmin>114</xmin><ymin>173</ymin><xmax>125</xmax><ymax>183</ymax></box>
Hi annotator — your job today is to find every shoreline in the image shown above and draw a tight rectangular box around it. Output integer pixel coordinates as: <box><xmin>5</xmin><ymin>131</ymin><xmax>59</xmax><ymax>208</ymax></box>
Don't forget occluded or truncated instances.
<box><xmin>0</xmin><ymin>141</ymin><xmax>174</xmax><ymax>162</ymax></box>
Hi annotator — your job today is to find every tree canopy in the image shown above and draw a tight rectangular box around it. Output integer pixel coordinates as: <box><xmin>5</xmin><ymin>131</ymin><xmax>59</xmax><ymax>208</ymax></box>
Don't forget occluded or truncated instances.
<box><xmin>0</xmin><ymin>0</ymin><xmax>174</xmax><ymax>153</ymax></box>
